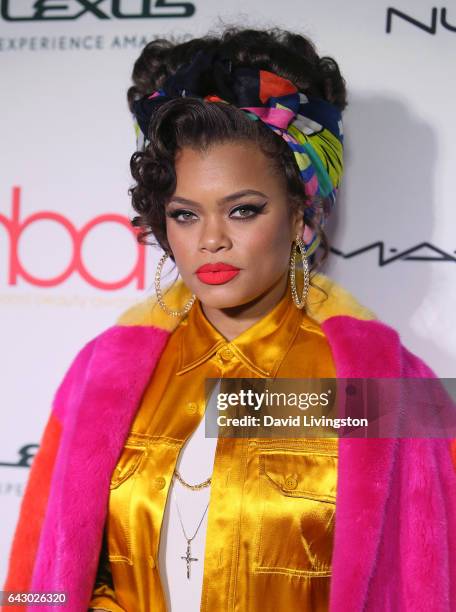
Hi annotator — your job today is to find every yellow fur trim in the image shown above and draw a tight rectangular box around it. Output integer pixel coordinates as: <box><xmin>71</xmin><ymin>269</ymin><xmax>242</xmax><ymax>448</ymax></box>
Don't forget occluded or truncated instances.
<box><xmin>117</xmin><ymin>278</ymin><xmax>193</xmax><ymax>332</ymax></box>
<box><xmin>306</xmin><ymin>272</ymin><xmax>377</xmax><ymax>324</ymax></box>
<box><xmin>116</xmin><ymin>270</ymin><xmax>377</xmax><ymax>329</ymax></box>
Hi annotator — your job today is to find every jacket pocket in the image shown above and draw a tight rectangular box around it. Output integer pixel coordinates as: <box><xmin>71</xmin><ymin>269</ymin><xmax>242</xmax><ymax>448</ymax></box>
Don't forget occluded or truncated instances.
<box><xmin>107</xmin><ymin>437</ymin><xmax>148</xmax><ymax>564</ymax></box>
<box><xmin>254</xmin><ymin>450</ymin><xmax>337</xmax><ymax>577</ymax></box>
<box><xmin>110</xmin><ymin>446</ymin><xmax>145</xmax><ymax>489</ymax></box>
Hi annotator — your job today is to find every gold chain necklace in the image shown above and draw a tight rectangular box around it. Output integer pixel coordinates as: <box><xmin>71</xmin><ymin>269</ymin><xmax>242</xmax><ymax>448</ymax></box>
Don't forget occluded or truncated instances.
<box><xmin>173</xmin><ymin>469</ymin><xmax>212</xmax><ymax>490</ymax></box>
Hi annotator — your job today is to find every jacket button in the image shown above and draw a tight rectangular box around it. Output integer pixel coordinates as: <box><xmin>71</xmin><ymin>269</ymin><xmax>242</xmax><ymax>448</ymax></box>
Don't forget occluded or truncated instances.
<box><xmin>186</xmin><ymin>402</ymin><xmax>198</xmax><ymax>415</ymax></box>
<box><xmin>153</xmin><ymin>477</ymin><xmax>166</xmax><ymax>490</ymax></box>
<box><xmin>284</xmin><ymin>477</ymin><xmax>298</xmax><ymax>490</ymax></box>
<box><xmin>219</xmin><ymin>346</ymin><xmax>234</xmax><ymax>361</ymax></box>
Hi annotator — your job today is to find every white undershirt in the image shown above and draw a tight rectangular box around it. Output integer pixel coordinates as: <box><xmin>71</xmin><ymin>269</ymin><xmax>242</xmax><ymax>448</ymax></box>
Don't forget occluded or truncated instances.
<box><xmin>157</xmin><ymin>383</ymin><xmax>220</xmax><ymax>611</ymax></box>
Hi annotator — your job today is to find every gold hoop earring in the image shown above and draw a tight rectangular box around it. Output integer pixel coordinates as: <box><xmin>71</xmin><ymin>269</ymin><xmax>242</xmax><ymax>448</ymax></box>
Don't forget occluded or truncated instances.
<box><xmin>289</xmin><ymin>234</ymin><xmax>309</xmax><ymax>309</ymax></box>
<box><xmin>155</xmin><ymin>252</ymin><xmax>196</xmax><ymax>317</ymax></box>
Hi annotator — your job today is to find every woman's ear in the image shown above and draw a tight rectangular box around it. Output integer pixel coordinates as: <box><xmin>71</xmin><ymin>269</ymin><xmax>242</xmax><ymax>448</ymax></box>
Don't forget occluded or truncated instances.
<box><xmin>292</xmin><ymin>210</ymin><xmax>305</xmax><ymax>240</ymax></box>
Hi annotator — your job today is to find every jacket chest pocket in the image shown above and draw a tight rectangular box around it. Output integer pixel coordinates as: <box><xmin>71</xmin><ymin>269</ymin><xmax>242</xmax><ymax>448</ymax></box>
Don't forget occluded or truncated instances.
<box><xmin>254</xmin><ymin>450</ymin><xmax>337</xmax><ymax>577</ymax></box>
<box><xmin>107</xmin><ymin>439</ymin><xmax>147</xmax><ymax>564</ymax></box>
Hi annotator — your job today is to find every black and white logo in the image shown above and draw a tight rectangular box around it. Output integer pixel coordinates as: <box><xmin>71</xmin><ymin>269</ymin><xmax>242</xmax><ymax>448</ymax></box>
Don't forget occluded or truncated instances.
<box><xmin>331</xmin><ymin>242</ymin><xmax>456</xmax><ymax>266</ymax></box>
<box><xmin>1</xmin><ymin>0</ymin><xmax>196</xmax><ymax>21</ymax></box>
<box><xmin>386</xmin><ymin>7</ymin><xmax>456</xmax><ymax>34</ymax></box>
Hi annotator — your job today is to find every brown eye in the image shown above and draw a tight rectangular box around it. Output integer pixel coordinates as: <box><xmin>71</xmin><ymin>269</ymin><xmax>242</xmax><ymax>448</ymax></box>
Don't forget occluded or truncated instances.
<box><xmin>167</xmin><ymin>210</ymin><xmax>197</xmax><ymax>223</ymax></box>
<box><xmin>230</xmin><ymin>203</ymin><xmax>267</xmax><ymax>219</ymax></box>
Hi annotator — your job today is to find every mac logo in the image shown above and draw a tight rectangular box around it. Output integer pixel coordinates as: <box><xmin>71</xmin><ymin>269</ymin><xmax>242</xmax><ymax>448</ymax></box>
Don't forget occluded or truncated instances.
<box><xmin>331</xmin><ymin>242</ymin><xmax>456</xmax><ymax>266</ymax></box>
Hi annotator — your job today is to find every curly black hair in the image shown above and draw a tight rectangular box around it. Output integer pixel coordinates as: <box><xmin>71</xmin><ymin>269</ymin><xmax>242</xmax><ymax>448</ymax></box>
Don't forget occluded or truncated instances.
<box><xmin>127</xmin><ymin>25</ymin><xmax>347</xmax><ymax>277</ymax></box>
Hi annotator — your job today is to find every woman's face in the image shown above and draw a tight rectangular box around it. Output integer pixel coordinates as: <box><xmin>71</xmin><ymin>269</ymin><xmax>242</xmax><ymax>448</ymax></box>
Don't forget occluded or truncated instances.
<box><xmin>165</xmin><ymin>141</ymin><xmax>304</xmax><ymax>310</ymax></box>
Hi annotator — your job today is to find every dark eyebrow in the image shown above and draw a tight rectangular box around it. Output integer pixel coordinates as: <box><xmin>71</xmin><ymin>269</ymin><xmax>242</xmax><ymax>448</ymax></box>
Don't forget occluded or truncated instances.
<box><xmin>166</xmin><ymin>189</ymin><xmax>268</xmax><ymax>207</ymax></box>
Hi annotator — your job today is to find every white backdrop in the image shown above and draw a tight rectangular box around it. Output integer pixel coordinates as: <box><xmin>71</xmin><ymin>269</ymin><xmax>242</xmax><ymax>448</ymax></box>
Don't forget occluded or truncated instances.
<box><xmin>1</xmin><ymin>0</ymin><xmax>455</xmax><ymax>582</ymax></box>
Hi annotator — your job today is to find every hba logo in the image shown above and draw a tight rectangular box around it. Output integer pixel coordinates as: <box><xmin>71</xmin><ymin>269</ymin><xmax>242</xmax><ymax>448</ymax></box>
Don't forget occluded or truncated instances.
<box><xmin>0</xmin><ymin>187</ymin><xmax>147</xmax><ymax>290</ymax></box>
<box><xmin>386</xmin><ymin>7</ymin><xmax>456</xmax><ymax>34</ymax></box>
<box><xmin>0</xmin><ymin>0</ymin><xmax>195</xmax><ymax>21</ymax></box>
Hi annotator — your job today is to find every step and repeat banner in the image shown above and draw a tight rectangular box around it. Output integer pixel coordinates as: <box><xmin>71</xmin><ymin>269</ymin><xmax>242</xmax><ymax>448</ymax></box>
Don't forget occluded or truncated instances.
<box><xmin>1</xmin><ymin>0</ymin><xmax>455</xmax><ymax>580</ymax></box>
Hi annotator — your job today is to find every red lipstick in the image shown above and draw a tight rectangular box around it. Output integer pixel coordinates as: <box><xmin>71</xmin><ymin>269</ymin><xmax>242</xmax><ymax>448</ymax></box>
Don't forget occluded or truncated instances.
<box><xmin>196</xmin><ymin>262</ymin><xmax>241</xmax><ymax>285</ymax></box>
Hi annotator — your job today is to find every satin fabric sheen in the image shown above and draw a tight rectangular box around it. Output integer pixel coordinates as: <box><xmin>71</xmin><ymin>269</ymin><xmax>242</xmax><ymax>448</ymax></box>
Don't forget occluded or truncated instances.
<box><xmin>89</xmin><ymin>281</ymin><xmax>338</xmax><ymax>612</ymax></box>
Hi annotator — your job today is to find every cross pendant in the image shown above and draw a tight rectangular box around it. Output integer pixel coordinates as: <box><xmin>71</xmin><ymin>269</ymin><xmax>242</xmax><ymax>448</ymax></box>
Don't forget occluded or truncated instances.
<box><xmin>180</xmin><ymin>540</ymin><xmax>198</xmax><ymax>579</ymax></box>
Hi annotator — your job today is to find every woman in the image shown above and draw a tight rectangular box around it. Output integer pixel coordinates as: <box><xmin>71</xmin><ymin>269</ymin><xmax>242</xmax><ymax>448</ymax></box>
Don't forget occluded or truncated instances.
<box><xmin>3</xmin><ymin>27</ymin><xmax>456</xmax><ymax>612</ymax></box>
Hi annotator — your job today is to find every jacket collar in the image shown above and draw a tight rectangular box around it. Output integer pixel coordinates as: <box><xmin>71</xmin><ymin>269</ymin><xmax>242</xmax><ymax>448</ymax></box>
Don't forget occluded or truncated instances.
<box><xmin>176</xmin><ymin>280</ymin><xmax>305</xmax><ymax>376</ymax></box>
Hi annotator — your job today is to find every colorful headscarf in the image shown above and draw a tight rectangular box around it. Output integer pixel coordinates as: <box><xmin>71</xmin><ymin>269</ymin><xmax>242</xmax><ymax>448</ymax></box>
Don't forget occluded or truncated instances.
<box><xmin>132</xmin><ymin>49</ymin><xmax>344</xmax><ymax>257</ymax></box>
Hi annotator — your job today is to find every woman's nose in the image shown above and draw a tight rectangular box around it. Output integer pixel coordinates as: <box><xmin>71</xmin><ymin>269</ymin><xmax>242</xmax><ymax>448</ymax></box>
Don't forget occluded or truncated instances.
<box><xmin>198</xmin><ymin>217</ymin><xmax>231</xmax><ymax>253</ymax></box>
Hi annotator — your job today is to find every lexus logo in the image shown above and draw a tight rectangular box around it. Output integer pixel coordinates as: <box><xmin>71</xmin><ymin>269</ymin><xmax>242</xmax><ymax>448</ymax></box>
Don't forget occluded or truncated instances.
<box><xmin>0</xmin><ymin>0</ymin><xmax>196</xmax><ymax>21</ymax></box>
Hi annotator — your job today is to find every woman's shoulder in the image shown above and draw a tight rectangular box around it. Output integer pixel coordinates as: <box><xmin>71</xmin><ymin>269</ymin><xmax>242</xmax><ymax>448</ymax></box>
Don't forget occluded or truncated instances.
<box><xmin>305</xmin><ymin>273</ymin><xmax>442</xmax><ymax>379</ymax></box>
<box><xmin>307</xmin><ymin>272</ymin><xmax>417</xmax><ymax>351</ymax></box>
<box><xmin>306</xmin><ymin>272</ymin><xmax>378</xmax><ymax>325</ymax></box>
<box><xmin>115</xmin><ymin>280</ymin><xmax>193</xmax><ymax>333</ymax></box>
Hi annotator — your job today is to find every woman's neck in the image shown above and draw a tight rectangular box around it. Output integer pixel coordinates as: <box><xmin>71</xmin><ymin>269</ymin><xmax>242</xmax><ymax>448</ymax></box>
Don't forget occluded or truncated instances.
<box><xmin>200</xmin><ymin>271</ymin><xmax>289</xmax><ymax>342</ymax></box>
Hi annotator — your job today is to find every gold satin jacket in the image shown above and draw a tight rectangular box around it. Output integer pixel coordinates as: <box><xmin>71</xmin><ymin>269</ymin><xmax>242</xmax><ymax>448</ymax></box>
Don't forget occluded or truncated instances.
<box><xmin>89</xmin><ymin>282</ymin><xmax>338</xmax><ymax>612</ymax></box>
